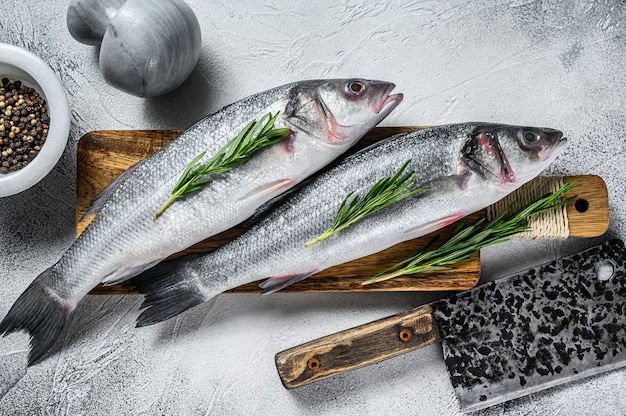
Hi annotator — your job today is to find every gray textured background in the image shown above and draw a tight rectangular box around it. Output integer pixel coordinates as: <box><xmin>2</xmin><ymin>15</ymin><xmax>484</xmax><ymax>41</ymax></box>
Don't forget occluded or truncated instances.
<box><xmin>1</xmin><ymin>0</ymin><xmax>625</xmax><ymax>414</ymax></box>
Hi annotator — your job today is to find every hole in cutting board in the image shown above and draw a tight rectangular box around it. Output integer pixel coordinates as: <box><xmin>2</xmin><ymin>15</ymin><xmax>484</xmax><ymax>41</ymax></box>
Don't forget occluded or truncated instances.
<box><xmin>595</xmin><ymin>260</ymin><xmax>614</xmax><ymax>281</ymax></box>
<box><xmin>575</xmin><ymin>198</ymin><xmax>589</xmax><ymax>213</ymax></box>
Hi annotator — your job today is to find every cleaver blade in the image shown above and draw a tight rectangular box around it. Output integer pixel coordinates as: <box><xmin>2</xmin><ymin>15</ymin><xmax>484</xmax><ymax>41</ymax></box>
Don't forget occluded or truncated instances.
<box><xmin>275</xmin><ymin>239</ymin><xmax>626</xmax><ymax>412</ymax></box>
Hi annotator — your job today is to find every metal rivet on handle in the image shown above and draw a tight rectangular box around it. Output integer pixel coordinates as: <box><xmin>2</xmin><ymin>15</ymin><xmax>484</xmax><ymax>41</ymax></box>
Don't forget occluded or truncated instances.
<box><xmin>307</xmin><ymin>357</ymin><xmax>321</xmax><ymax>371</ymax></box>
<box><xmin>399</xmin><ymin>328</ymin><xmax>413</xmax><ymax>342</ymax></box>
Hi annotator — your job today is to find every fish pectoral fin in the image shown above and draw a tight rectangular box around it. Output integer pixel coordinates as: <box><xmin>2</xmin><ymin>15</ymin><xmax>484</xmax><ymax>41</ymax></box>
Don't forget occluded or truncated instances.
<box><xmin>403</xmin><ymin>211</ymin><xmax>466</xmax><ymax>239</ymax></box>
<box><xmin>240</xmin><ymin>174</ymin><xmax>320</xmax><ymax>227</ymax></box>
<box><xmin>101</xmin><ymin>258</ymin><xmax>165</xmax><ymax>286</ymax></box>
<box><xmin>258</xmin><ymin>270</ymin><xmax>318</xmax><ymax>294</ymax></box>
<box><xmin>81</xmin><ymin>160</ymin><xmax>144</xmax><ymax>220</ymax></box>
<box><xmin>239</xmin><ymin>178</ymin><xmax>295</xmax><ymax>203</ymax></box>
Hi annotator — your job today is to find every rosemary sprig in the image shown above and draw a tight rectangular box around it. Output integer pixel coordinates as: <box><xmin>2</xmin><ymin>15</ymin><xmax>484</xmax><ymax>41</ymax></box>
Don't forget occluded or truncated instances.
<box><xmin>362</xmin><ymin>181</ymin><xmax>579</xmax><ymax>285</ymax></box>
<box><xmin>305</xmin><ymin>160</ymin><xmax>428</xmax><ymax>247</ymax></box>
<box><xmin>154</xmin><ymin>112</ymin><xmax>291</xmax><ymax>219</ymax></box>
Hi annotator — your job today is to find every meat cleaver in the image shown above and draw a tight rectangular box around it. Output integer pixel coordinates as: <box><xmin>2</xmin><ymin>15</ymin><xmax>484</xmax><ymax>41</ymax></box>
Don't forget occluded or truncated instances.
<box><xmin>275</xmin><ymin>239</ymin><xmax>626</xmax><ymax>412</ymax></box>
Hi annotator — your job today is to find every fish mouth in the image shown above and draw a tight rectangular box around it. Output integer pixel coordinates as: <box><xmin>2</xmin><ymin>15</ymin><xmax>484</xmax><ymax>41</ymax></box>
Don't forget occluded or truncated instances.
<box><xmin>317</xmin><ymin>83</ymin><xmax>402</xmax><ymax>145</ymax></box>
<box><xmin>538</xmin><ymin>135</ymin><xmax>567</xmax><ymax>161</ymax></box>
<box><xmin>372</xmin><ymin>83</ymin><xmax>403</xmax><ymax>115</ymax></box>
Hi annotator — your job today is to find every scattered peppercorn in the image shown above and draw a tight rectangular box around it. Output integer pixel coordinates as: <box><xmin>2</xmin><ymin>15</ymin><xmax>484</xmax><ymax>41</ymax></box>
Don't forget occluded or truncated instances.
<box><xmin>0</xmin><ymin>78</ymin><xmax>49</xmax><ymax>174</ymax></box>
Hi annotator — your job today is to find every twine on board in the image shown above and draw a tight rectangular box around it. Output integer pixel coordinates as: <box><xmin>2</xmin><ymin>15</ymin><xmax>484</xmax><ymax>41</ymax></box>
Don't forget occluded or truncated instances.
<box><xmin>487</xmin><ymin>176</ymin><xmax>570</xmax><ymax>239</ymax></box>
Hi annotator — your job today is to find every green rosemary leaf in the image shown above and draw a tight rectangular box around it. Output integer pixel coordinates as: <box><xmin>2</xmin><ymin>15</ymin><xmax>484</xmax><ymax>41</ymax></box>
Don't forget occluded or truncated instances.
<box><xmin>174</xmin><ymin>151</ymin><xmax>205</xmax><ymax>192</ymax></box>
<box><xmin>154</xmin><ymin>112</ymin><xmax>292</xmax><ymax>220</ymax></box>
<box><xmin>362</xmin><ymin>181</ymin><xmax>579</xmax><ymax>285</ymax></box>
<box><xmin>305</xmin><ymin>160</ymin><xmax>428</xmax><ymax>247</ymax></box>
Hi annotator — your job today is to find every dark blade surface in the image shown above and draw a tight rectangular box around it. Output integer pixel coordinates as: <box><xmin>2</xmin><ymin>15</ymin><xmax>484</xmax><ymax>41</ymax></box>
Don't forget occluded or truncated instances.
<box><xmin>433</xmin><ymin>239</ymin><xmax>626</xmax><ymax>412</ymax></box>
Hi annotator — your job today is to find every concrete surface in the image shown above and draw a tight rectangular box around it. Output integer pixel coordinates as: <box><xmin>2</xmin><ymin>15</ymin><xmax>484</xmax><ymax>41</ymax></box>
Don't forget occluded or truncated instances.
<box><xmin>1</xmin><ymin>0</ymin><xmax>625</xmax><ymax>414</ymax></box>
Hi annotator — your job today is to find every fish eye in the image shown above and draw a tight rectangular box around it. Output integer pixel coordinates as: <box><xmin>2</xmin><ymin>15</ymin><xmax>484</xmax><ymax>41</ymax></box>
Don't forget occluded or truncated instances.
<box><xmin>347</xmin><ymin>81</ymin><xmax>366</xmax><ymax>95</ymax></box>
<box><xmin>524</xmin><ymin>131</ymin><xmax>540</xmax><ymax>143</ymax></box>
<box><xmin>518</xmin><ymin>129</ymin><xmax>542</xmax><ymax>149</ymax></box>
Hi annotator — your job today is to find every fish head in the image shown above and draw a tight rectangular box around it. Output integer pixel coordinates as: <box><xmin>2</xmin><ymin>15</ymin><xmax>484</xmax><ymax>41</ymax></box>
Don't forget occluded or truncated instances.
<box><xmin>462</xmin><ymin>124</ymin><xmax>567</xmax><ymax>190</ymax></box>
<box><xmin>284</xmin><ymin>79</ymin><xmax>403</xmax><ymax>147</ymax></box>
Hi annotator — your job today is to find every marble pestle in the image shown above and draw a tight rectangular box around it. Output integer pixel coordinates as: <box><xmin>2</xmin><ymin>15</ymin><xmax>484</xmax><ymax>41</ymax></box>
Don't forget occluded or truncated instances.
<box><xmin>67</xmin><ymin>0</ymin><xmax>202</xmax><ymax>97</ymax></box>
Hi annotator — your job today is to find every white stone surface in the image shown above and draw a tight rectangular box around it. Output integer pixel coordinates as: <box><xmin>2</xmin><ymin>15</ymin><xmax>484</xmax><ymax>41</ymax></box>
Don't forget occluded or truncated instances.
<box><xmin>1</xmin><ymin>0</ymin><xmax>625</xmax><ymax>414</ymax></box>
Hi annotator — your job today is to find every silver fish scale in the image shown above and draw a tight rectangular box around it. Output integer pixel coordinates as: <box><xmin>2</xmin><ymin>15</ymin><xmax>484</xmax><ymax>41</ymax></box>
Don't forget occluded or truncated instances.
<box><xmin>194</xmin><ymin>123</ymin><xmax>500</xmax><ymax>294</ymax></box>
<box><xmin>50</xmin><ymin>82</ymin><xmax>301</xmax><ymax>297</ymax></box>
<box><xmin>433</xmin><ymin>239</ymin><xmax>626</xmax><ymax>412</ymax></box>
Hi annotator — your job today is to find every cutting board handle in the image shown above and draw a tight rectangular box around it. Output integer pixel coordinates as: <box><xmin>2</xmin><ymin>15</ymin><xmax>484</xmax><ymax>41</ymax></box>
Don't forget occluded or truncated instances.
<box><xmin>275</xmin><ymin>305</ymin><xmax>440</xmax><ymax>389</ymax></box>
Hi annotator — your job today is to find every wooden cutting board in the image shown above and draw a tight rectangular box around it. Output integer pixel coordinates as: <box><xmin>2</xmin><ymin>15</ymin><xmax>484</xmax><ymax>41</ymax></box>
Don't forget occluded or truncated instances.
<box><xmin>76</xmin><ymin>128</ymin><xmax>609</xmax><ymax>295</ymax></box>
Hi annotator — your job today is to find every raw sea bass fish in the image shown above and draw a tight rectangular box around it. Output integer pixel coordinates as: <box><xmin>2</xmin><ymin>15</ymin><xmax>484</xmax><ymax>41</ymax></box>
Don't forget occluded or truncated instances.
<box><xmin>0</xmin><ymin>79</ymin><xmax>403</xmax><ymax>365</ymax></box>
<box><xmin>129</xmin><ymin>123</ymin><xmax>567</xmax><ymax>326</ymax></box>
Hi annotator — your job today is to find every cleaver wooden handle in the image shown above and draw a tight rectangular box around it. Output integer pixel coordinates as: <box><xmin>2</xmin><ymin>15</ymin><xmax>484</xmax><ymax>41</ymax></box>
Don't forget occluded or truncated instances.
<box><xmin>275</xmin><ymin>305</ymin><xmax>440</xmax><ymax>389</ymax></box>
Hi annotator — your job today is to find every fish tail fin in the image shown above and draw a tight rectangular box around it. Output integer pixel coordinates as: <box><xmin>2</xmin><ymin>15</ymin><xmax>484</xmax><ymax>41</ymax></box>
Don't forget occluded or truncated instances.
<box><xmin>0</xmin><ymin>269</ymin><xmax>72</xmax><ymax>366</ymax></box>
<box><xmin>124</xmin><ymin>259</ymin><xmax>207</xmax><ymax>327</ymax></box>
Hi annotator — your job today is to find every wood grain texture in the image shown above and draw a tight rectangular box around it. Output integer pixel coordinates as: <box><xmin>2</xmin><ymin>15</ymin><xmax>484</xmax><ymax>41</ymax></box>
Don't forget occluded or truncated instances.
<box><xmin>275</xmin><ymin>305</ymin><xmax>440</xmax><ymax>389</ymax></box>
<box><xmin>564</xmin><ymin>175</ymin><xmax>609</xmax><ymax>237</ymax></box>
<box><xmin>76</xmin><ymin>129</ymin><xmax>608</xmax><ymax>295</ymax></box>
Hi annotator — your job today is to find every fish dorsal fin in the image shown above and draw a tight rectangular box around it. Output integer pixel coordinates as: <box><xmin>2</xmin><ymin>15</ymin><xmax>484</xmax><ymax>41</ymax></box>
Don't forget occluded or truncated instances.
<box><xmin>81</xmin><ymin>161</ymin><xmax>143</xmax><ymax>220</ymax></box>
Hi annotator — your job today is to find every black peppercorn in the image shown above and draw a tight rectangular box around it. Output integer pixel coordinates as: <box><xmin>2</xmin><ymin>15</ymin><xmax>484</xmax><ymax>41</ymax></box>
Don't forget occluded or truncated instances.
<box><xmin>0</xmin><ymin>78</ymin><xmax>49</xmax><ymax>174</ymax></box>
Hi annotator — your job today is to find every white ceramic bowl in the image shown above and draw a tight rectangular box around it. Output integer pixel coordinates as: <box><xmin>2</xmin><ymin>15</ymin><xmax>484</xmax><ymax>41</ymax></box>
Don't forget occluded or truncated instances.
<box><xmin>0</xmin><ymin>43</ymin><xmax>70</xmax><ymax>197</ymax></box>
